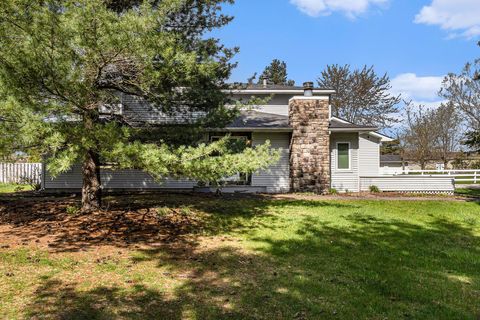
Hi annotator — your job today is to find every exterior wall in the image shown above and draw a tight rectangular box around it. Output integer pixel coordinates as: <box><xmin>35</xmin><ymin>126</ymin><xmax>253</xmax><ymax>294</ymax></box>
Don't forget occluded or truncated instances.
<box><xmin>43</xmin><ymin>164</ymin><xmax>196</xmax><ymax>190</ymax></box>
<box><xmin>289</xmin><ymin>97</ymin><xmax>330</xmax><ymax>193</ymax></box>
<box><xmin>330</xmin><ymin>132</ymin><xmax>359</xmax><ymax>192</ymax></box>
<box><xmin>121</xmin><ymin>94</ymin><xmax>205</xmax><ymax>125</ymax></box>
<box><xmin>360</xmin><ymin>176</ymin><xmax>454</xmax><ymax>193</ymax></box>
<box><xmin>253</xmin><ymin>105</ymin><xmax>288</xmax><ymax>116</ymax></box>
<box><xmin>231</xmin><ymin>94</ymin><xmax>292</xmax><ymax>106</ymax></box>
<box><xmin>44</xmin><ymin>132</ymin><xmax>291</xmax><ymax>193</ymax></box>
<box><xmin>358</xmin><ymin>133</ymin><xmax>380</xmax><ymax>176</ymax></box>
<box><xmin>251</xmin><ymin>132</ymin><xmax>290</xmax><ymax>193</ymax></box>
<box><xmin>232</xmin><ymin>93</ymin><xmax>292</xmax><ymax>117</ymax></box>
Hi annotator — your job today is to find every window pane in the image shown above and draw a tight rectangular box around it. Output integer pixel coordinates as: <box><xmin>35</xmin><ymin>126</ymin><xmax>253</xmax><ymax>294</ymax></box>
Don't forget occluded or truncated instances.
<box><xmin>338</xmin><ymin>143</ymin><xmax>350</xmax><ymax>169</ymax></box>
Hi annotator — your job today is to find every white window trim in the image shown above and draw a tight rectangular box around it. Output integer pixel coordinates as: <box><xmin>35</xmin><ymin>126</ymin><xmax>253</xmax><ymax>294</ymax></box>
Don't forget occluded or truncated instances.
<box><xmin>336</xmin><ymin>142</ymin><xmax>351</xmax><ymax>171</ymax></box>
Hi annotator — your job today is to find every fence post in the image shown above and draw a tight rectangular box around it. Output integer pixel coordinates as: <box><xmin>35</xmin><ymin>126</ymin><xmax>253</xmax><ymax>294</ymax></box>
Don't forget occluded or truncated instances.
<box><xmin>475</xmin><ymin>171</ymin><xmax>477</xmax><ymax>184</ymax></box>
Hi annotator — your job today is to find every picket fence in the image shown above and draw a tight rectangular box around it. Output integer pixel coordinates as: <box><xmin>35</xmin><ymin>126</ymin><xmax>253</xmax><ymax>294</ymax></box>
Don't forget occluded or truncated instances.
<box><xmin>0</xmin><ymin>163</ymin><xmax>42</xmax><ymax>185</ymax></box>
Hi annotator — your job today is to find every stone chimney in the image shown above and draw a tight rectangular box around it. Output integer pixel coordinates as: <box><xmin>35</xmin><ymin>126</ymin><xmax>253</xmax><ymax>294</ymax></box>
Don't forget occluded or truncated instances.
<box><xmin>288</xmin><ymin>82</ymin><xmax>330</xmax><ymax>193</ymax></box>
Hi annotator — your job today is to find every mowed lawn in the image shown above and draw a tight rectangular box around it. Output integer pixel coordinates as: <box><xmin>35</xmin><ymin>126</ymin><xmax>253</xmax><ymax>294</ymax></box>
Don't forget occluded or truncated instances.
<box><xmin>0</xmin><ymin>194</ymin><xmax>479</xmax><ymax>319</ymax></box>
<box><xmin>0</xmin><ymin>183</ymin><xmax>33</xmax><ymax>193</ymax></box>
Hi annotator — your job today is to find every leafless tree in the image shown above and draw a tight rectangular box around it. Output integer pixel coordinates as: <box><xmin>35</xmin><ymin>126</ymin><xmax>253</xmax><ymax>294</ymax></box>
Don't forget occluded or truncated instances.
<box><xmin>400</xmin><ymin>102</ymin><xmax>437</xmax><ymax>170</ymax></box>
<box><xmin>430</xmin><ymin>102</ymin><xmax>463</xmax><ymax>167</ymax></box>
<box><xmin>440</xmin><ymin>60</ymin><xmax>480</xmax><ymax>130</ymax></box>
<box><xmin>317</xmin><ymin>64</ymin><xmax>401</xmax><ymax>129</ymax></box>
<box><xmin>400</xmin><ymin>101</ymin><xmax>463</xmax><ymax>169</ymax></box>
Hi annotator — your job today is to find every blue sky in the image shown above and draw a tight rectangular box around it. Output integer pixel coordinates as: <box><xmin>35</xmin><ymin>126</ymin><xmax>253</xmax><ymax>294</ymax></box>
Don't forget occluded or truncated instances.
<box><xmin>211</xmin><ymin>0</ymin><xmax>480</xmax><ymax>107</ymax></box>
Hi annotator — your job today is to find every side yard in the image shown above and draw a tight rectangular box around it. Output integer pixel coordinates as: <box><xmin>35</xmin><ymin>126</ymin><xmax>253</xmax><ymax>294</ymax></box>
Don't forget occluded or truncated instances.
<box><xmin>0</xmin><ymin>193</ymin><xmax>479</xmax><ymax>319</ymax></box>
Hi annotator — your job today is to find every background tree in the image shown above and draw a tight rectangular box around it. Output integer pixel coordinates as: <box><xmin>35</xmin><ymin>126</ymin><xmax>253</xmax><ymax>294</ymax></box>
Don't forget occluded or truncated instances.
<box><xmin>441</xmin><ymin>42</ymin><xmax>480</xmax><ymax>152</ymax></box>
<box><xmin>400</xmin><ymin>102</ymin><xmax>436</xmax><ymax>170</ymax></box>
<box><xmin>441</xmin><ymin>59</ymin><xmax>480</xmax><ymax>130</ymax></box>
<box><xmin>430</xmin><ymin>102</ymin><xmax>463</xmax><ymax>167</ymax></box>
<box><xmin>0</xmin><ymin>0</ymin><xmax>279</xmax><ymax>212</ymax></box>
<box><xmin>317</xmin><ymin>64</ymin><xmax>401</xmax><ymax>129</ymax></box>
<box><xmin>380</xmin><ymin>139</ymin><xmax>401</xmax><ymax>155</ymax></box>
<box><xmin>258</xmin><ymin>59</ymin><xmax>295</xmax><ymax>86</ymax></box>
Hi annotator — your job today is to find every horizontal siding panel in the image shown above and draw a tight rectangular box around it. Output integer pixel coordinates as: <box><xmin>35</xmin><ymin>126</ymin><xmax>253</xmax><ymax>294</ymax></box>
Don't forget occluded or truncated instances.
<box><xmin>253</xmin><ymin>105</ymin><xmax>288</xmax><ymax>116</ymax></box>
<box><xmin>44</xmin><ymin>164</ymin><xmax>195</xmax><ymax>190</ymax></box>
<box><xmin>359</xmin><ymin>133</ymin><xmax>380</xmax><ymax>176</ymax></box>
<box><xmin>360</xmin><ymin>176</ymin><xmax>454</xmax><ymax>192</ymax></box>
<box><xmin>330</xmin><ymin>133</ymin><xmax>359</xmax><ymax>192</ymax></box>
<box><xmin>44</xmin><ymin>132</ymin><xmax>291</xmax><ymax>192</ymax></box>
<box><xmin>252</xmin><ymin>132</ymin><xmax>290</xmax><ymax>193</ymax></box>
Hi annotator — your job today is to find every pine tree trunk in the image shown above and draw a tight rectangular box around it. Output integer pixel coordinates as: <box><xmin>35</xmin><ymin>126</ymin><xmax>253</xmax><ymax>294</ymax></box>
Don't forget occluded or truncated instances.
<box><xmin>81</xmin><ymin>149</ymin><xmax>102</xmax><ymax>213</ymax></box>
<box><xmin>81</xmin><ymin>110</ymin><xmax>102</xmax><ymax>213</ymax></box>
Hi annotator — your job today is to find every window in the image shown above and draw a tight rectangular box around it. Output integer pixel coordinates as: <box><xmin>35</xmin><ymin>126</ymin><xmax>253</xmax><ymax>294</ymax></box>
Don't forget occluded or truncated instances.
<box><xmin>337</xmin><ymin>142</ymin><xmax>350</xmax><ymax>170</ymax></box>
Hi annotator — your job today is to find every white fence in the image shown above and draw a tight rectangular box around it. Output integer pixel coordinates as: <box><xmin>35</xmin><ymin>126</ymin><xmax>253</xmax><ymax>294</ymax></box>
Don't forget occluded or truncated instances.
<box><xmin>384</xmin><ymin>169</ymin><xmax>480</xmax><ymax>184</ymax></box>
<box><xmin>360</xmin><ymin>175</ymin><xmax>455</xmax><ymax>193</ymax></box>
<box><xmin>380</xmin><ymin>167</ymin><xmax>409</xmax><ymax>175</ymax></box>
<box><xmin>0</xmin><ymin>163</ymin><xmax>42</xmax><ymax>185</ymax></box>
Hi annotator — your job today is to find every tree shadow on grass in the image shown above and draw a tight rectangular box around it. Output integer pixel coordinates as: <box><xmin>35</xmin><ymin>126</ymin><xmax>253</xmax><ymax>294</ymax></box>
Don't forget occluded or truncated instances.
<box><xmin>4</xmin><ymin>194</ymin><xmax>479</xmax><ymax>318</ymax></box>
<box><xmin>23</xmin><ymin>212</ymin><xmax>480</xmax><ymax>319</ymax></box>
<box><xmin>28</xmin><ymin>278</ymin><xmax>185</xmax><ymax>320</ymax></box>
<box><xmin>0</xmin><ymin>193</ymin><xmax>355</xmax><ymax>252</ymax></box>
<box><xmin>133</xmin><ymin>213</ymin><xmax>480</xmax><ymax>319</ymax></box>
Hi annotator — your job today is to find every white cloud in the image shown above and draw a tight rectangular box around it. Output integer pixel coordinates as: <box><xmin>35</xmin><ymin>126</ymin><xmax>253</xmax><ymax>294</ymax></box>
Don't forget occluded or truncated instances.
<box><xmin>390</xmin><ymin>73</ymin><xmax>445</xmax><ymax>102</ymax></box>
<box><xmin>290</xmin><ymin>0</ymin><xmax>388</xmax><ymax>19</ymax></box>
<box><xmin>415</xmin><ymin>0</ymin><xmax>480</xmax><ymax>39</ymax></box>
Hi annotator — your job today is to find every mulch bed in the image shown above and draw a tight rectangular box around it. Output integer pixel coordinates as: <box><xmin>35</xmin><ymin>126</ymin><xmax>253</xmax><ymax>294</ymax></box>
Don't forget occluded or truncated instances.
<box><xmin>0</xmin><ymin>194</ymin><xmax>205</xmax><ymax>253</ymax></box>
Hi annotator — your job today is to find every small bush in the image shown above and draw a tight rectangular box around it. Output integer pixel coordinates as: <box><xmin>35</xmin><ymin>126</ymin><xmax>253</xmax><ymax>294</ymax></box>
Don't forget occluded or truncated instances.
<box><xmin>329</xmin><ymin>188</ymin><xmax>338</xmax><ymax>195</ymax></box>
<box><xmin>65</xmin><ymin>205</ymin><xmax>79</xmax><ymax>215</ymax></box>
<box><xmin>369</xmin><ymin>185</ymin><xmax>380</xmax><ymax>193</ymax></box>
<box><xmin>156</xmin><ymin>207</ymin><xmax>171</xmax><ymax>217</ymax></box>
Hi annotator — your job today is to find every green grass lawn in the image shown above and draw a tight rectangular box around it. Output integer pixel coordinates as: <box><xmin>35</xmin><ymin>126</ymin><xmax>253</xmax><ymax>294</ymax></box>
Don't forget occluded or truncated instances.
<box><xmin>0</xmin><ymin>183</ymin><xmax>33</xmax><ymax>193</ymax></box>
<box><xmin>1</xmin><ymin>195</ymin><xmax>480</xmax><ymax>319</ymax></box>
<box><xmin>455</xmin><ymin>188</ymin><xmax>480</xmax><ymax>198</ymax></box>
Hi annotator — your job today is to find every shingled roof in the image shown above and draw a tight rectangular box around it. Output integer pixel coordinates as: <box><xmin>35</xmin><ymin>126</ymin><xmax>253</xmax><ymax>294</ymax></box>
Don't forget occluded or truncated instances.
<box><xmin>329</xmin><ymin>117</ymin><xmax>378</xmax><ymax>130</ymax></box>
<box><xmin>228</xmin><ymin>83</ymin><xmax>329</xmax><ymax>91</ymax></box>
<box><xmin>225</xmin><ymin>111</ymin><xmax>379</xmax><ymax>131</ymax></box>
<box><xmin>225</xmin><ymin>110</ymin><xmax>290</xmax><ymax>130</ymax></box>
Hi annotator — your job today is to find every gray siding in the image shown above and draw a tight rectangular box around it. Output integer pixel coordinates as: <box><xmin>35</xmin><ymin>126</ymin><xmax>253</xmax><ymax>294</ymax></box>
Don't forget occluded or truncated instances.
<box><xmin>43</xmin><ymin>164</ymin><xmax>196</xmax><ymax>190</ymax></box>
<box><xmin>233</xmin><ymin>94</ymin><xmax>292</xmax><ymax>117</ymax></box>
<box><xmin>121</xmin><ymin>94</ymin><xmax>205</xmax><ymax>125</ymax></box>
<box><xmin>251</xmin><ymin>132</ymin><xmax>290</xmax><ymax>193</ymax></box>
<box><xmin>231</xmin><ymin>94</ymin><xmax>292</xmax><ymax>106</ymax></box>
<box><xmin>330</xmin><ymin>132</ymin><xmax>359</xmax><ymax>192</ymax></box>
<box><xmin>360</xmin><ymin>176</ymin><xmax>454</xmax><ymax>193</ymax></box>
<box><xmin>253</xmin><ymin>105</ymin><xmax>288</xmax><ymax>116</ymax></box>
<box><xmin>44</xmin><ymin>132</ymin><xmax>291</xmax><ymax>192</ymax></box>
<box><xmin>358</xmin><ymin>133</ymin><xmax>380</xmax><ymax>176</ymax></box>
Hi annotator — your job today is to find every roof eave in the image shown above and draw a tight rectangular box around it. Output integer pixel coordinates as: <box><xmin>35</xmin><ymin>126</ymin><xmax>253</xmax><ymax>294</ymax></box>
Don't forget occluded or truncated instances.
<box><xmin>224</xmin><ymin>89</ymin><xmax>336</xmax><ymax>95</ymax></box>
<box><xmin>368</xmin><ymin>132</ymin><xmax>395</xmax><ymax>142</ymax></box>
<box><xmin>210</xmin><ymin>127</ymin><xmax>293</xmax><ymax>132</ymax></box>
<box><xmin>220</xmin><ymin>128</ymin><xmax>293</xmax><ymax>132</ymax></box>
<box><xmin>329</xmin><ymin>128</ymin><xmax>378</xmax><ymax>132</ymax></box>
